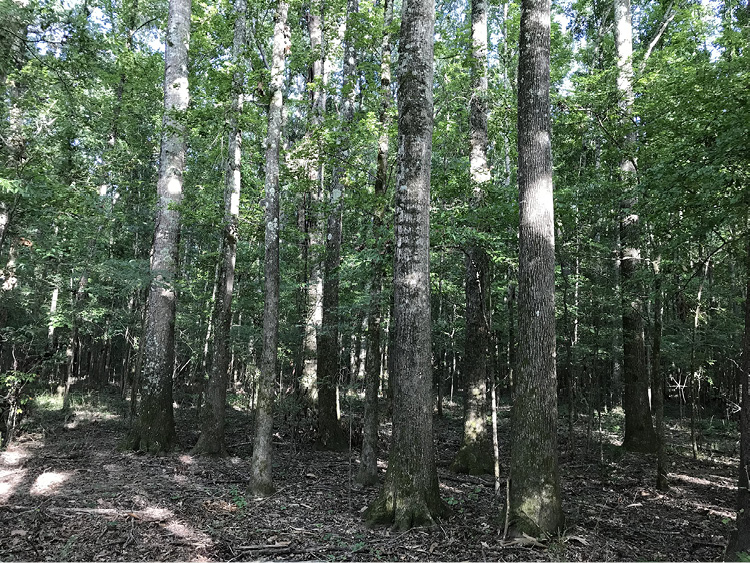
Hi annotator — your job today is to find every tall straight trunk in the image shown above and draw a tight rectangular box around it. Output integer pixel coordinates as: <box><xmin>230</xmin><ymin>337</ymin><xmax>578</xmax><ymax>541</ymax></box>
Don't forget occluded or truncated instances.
<box><xmin>508</xmin><ymin>0</ymin><xmax>563</xmax><ymax>535</ymax></box>
<box><xmin>316</xmin><ymin>0</ymin><xmax>359</xmax><ymax>450</ymax></box>
<box><xmin>651</xmin><ymin>259</ymin><xmax>668</xmax><ymax>491</ymax></box>
<box><xmin>364</xmin><ymin>0</ymin><xmax>446</xmax><ymax>530</ymax></box>
<box><xmin>300</xmin><ymin>0</ymin><xmax>326</xmax><ymax>399</ymax></box>
<box><xmin>128</xmin><ymin>0</ymin><xmax>190</xmax><ymax>453</ymax></box>
<box><xmin>356</xmin><ymin>0</ymin><xmax>393</xmax><ymax>486</ymax></box>
<box><xmin>452</xmin><ymin>0</ymin><xmax>492</xmax><ymax>476</ymax></box>
<box><xmin>728</xmin><ymin>237</ymin><xmax>750</xmax><ymax>559</ymax></box>
<box><xmin>615</xmin><ymin>0</ymin><xmax>656</xmax><ymax>453</ymax></box>
<box><xmin>688</xmin><ymin>259</ymin><xmax>709</xmax><ymax>459</ymax></box>
<box><xmin>193</xmin><ymin>0</ymin><xmax>246</xmax><ymax>456</ymax></box>
<box><xmin>249</xmin><ymin>0</ymin><xmax>288</xmax><ymax>496</ymax></box>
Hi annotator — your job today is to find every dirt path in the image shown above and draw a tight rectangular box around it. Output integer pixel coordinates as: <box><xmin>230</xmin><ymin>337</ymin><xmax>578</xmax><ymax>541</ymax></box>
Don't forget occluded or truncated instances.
<box><xmin>0</xmin><ymin>391</ymin><xmax>736</xmax><ymax>561</ymax></box>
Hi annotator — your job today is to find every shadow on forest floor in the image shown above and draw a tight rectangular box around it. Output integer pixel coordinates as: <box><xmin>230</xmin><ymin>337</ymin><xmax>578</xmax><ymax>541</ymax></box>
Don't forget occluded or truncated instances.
<box><xmin>0</xmin><ymin>388</ymin><xmax>736</xmax><ymax>561</ymax></box>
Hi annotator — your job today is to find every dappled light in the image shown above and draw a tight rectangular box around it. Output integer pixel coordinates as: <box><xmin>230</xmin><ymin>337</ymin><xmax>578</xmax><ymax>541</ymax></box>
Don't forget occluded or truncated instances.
<box><xmin>29</xmin><ymin>471</ymin><xmax>71</xmax><ymax>496</ymax></box>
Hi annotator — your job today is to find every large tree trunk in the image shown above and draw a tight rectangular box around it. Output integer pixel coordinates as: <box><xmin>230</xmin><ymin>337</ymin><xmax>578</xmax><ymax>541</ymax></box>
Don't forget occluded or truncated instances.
<box><xmin>508</xmin><ymin>0</ymin><xmax>564</xmax><ymax>535</ymax></box>
<box><xmin>316</xmin><ymin>0</ymin><xmax>359</xmax><ymax>451</ymax></box>
<box><xmin>364</xmin><ymin>0</ymin><xmax>446</xmax><ymax>530</ymax></box>
<box><xmin>249</xmin><ymin>0</ymin><xmax>288</xmax><ymax>497</ymax></box>
<box><xmin>615</xmin><ymin>0</ymin><xmax>657</xmax><ymax>454</ymax></box>
<box><xmin>451</xmin><ymin>0</ymin><xmax>493</xmax><ymax>476</ymax></box>
<box><xmin>192</xmin><ymin>0</ymin><xmax>246</xmax><ymax>456</ymax></box>
<box><xmin>356</xmin><ymin>0</ymin><xmax>393</xmax><ymax>486</ymax></box>
<box><xmin>127</xmin><ymin>0</ymin><xmax>191</xmax><ymax>453</ymax></box>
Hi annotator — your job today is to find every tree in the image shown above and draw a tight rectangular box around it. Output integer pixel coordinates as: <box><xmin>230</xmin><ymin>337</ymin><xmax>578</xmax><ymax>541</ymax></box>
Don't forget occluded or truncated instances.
<box><xmin>364</xmin><ymin>0</ymin><xmax>446</xmax><ymax>529</ymax></box>
<box><xmin>127</xmin><ymin>0</ymin><xmax>191</xmax><ymax>453</ymax></box>
<box><xmin>356</xmin><ymin>0</ymin><xmax>394</xmax><ymax>487</ymax></box>
<box><xmin>615</xmin><ymin>0</ymin><xmax>657</xmax><ymax>454</ymax></box>
<box><xmin>249</xmin><ymin>0</ymin><xmax>289</xmax><ymax>497</ymax></box>
<box><xmin>192</xmin><ymin>0</ymin><xmax>247</xmax><ymax>457</ymax></box>
<box><xmin>450</xmin><ymin>0</ymin><xmax>493</xmax><ymax>476</ymax></box>
<box><xmin>508</xmin><ymin>0</ymin><xmax>563</xmax><ymax>535</ymax></box>
<box><xmin>316</xmin><ymin>0</ymin><xmax>359</xmax><ymax>451</ymax></box>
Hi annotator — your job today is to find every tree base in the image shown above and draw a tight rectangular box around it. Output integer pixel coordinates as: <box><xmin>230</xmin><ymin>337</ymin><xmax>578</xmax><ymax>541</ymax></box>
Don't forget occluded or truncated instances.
<box><xmin>355</xmin><ymin>467</ymin><xmax>379</xmax><ymax>488</ymax></box>
<box><xmin>316</xmin><ymin>424</ymin><xmax>348</xmax><ymax>452</ymax></box>
<box><xmin>123</xmin><ymin>427</ymin><xmax>177</xmax><ymax>455</ymax></box>
<box><xmin>365</xmin><ymin>487</ymin><xmax>448</xmax><ymax>531</ymax></box>
<box><xmin>623</xmin><ymin>434</ymin><xmax>657</xmax><ymax>454</ymax></box>
<box><xmin>450</xmin><ymin>441</ymin><xmax>495</xmax><ymax>476</ymax></box>
<box><xmin>191</xmin><ymin>434</ymin><xmax>228</xmax><ymax>457</ymax></box>
<box><xmin>248</xmin><ymin>480</ymin><xmax>276</xmax><ymax>498</ymax></box>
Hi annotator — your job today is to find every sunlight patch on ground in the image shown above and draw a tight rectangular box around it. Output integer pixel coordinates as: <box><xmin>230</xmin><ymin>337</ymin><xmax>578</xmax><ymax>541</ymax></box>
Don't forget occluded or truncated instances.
<box><xmin>30</xmin><ymin>471</ymin><xmax>71</xmax><ymax>496</ymax></box>
<box><xmin>179</xmin><ymin>454</ymin><xmax>194</xmax><ymax>465</ymax></box>
<box><xmin>165</xmin><ymin>519</ymin><xmax>212</xmax><ymax>546</ymax></box>
<box><xmin>174</xmin><ymin>474</ymin><xmax>189</xmax><ymax>484</ymax></box>
<box><xmin>671</xmin><ymin>473</ymin><xmax>734</xmax><ymax>490</ymax></box>
<box><xmin>1</xmin><ymin>449</ymin><xmax>29</xmax><ymax>466</ymax></box>
<box><xmin>0</xmin><ymin>468</ymin><xmax>27</xmax><ymax>503</ymax></box>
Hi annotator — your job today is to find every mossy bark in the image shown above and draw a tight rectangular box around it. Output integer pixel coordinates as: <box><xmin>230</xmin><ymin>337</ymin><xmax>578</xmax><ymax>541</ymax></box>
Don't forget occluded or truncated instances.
<box><xmin>364</xmin><ymin>0</ymin><xmax>443</xmax><ymax>530</ymax></box>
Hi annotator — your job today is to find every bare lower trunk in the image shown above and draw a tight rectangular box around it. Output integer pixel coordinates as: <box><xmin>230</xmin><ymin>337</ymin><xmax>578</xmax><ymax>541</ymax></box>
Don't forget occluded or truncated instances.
<box><xmin>128</xmin><ymin>0</ymin><xmax>190</xmax><ymax>453</ymax></box>
<box><xmin>193</xmin><ymin>0</ymin><xmax>246</xmax><ymax>457</ymax></box>
<box><xmin>652</xmin><ymin>260</ymin><xmax>668</xmax><ymax>491</ymax></box>
<box><xmin>249</xmin><ymin>0</ymin><xmax>288</xmax><ymax>496</ymax></box>
<box><xmin>365</xmin><ymin>0</ymin><xmax>446</xmax><ymax>529</ymax></box>
<box><xmin>451</xmin><ymin>0</ymin><xmax>493</xmax><ymax>477</ymax></box>
<box><xmin>508</xmin><ymin>0</ymin><xmax>563</xmax><ymax>534</ymax></box>
<box><xmin>356</xmin><ymin>0</ymin><xmax>393</xmax><ymax>486</ymax></box>
<box><xmin>615</xmin><ymin>0</ymin><xmax>656</xmax><ymax>453</ymax></box>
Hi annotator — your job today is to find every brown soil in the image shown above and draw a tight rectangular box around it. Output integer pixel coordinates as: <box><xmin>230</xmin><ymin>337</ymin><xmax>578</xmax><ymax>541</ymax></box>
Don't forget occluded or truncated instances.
<box><xmin>0</xmin><ymin>389</ymin><xmax>736</xmax><ymax>561</ymax></box>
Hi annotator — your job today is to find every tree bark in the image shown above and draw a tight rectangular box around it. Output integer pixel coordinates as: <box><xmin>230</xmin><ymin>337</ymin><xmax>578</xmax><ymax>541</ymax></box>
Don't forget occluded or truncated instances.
<box><xmin>615</xmin><ymin>0</ymin><xmax>657</xmax><ymax>454</ymax></box>
<box><xmin>651</xmin><ymin>259</ymin><xmax>668</xmax><ymax>491</ymax></box>
<box><xmin>364</xmin><ymin>0</ymin><xmax>446</xmax><ymax>529</ymax></box>
<box><xmin>300</xmin><ymin>0</ymin><xmax>326</xmax><ymax>400</ymax></box>
<box><xmin>128</xmin><ymin>0</ymin><xmax>190</xmax><ymax>453</ymax></box>
<box><xmin>192</xmin><ymin>0</ymin><xmax>246</xmax><ymax>456</ymax></box>
<box><xmin>356</xmin><ymin>0</ymin><xmax>393</xmax><ymax>486</ymax></box>
<box><xmin>316</xmin><ymin>0</ymin><xmax>359</xmax><ymax>451</ymax></box>
<box><xmin>249</xmin><ymin>0</ymin><xmax>288</xmax><ymax>497</ymax></box>
<box><xmin>451</xmin><ymin>0</ymin><xmax>492</xmax><ymax>476</ymax></box>
<box><xmin>727</xmin><ymin>237</ymin><xmax>750</xmax><ymax>559</ymax></box>
<box><xmin>508</xmin><ymin>0</ymin><xmax>564</xmax><ymax>535</ymax></box>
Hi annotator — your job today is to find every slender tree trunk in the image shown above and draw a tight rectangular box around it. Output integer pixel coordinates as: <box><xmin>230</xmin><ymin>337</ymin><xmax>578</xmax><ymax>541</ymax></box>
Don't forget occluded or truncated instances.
<box><xmin>249</xmin><ymin>0</ymin><xmax>288</xmax><ymax>496</ymax></box>
<box><xmin>508</xmin><ymin>0</ymin><xmax>563</xmax><ymax>535</ymax></box>
<box><xmin>451</xmin><ymin>0</ymin><xmax>493</xmax><ymax>477</ymax></box>
<box><xmin>688</xmin><ymin>259</ymin><xmax>709</xmax><ymax>459</ymax></box>
<box><xmin>128</xmin><ymin>0</ymin><xmax>191</xmax><ymax>453</ymax></box>
<box><xmin>316</xmin><ymin>0</ymin><xmax>359</xmax><ymax>450</ymax></box>
<box><xmin>615</xmin><ymin>0</ymin><xmax>656</xmax><ymax>453</ymax></box>
<box><xmin>651</xmin><ymin>259</ymin><xmax>668</xmax><ymax>491</ymax></box>
<box><xmin>300</xmin><ymin>0</ymin><xmax>326</xmax><ymax>400</ymax></box>
<box><xmin>727</xmin><ymin>238</ymin><xmax>750</xmax><ymax>559</ymax></box>
<box><xmin>356</xmin><ymin>0</ymin><xmax>393</xmax><ymax>486</ymax></box>
<box><xmin>193</xmin><ymin>0</ymin><xmax>246</xmax><ymax>456</ymax></box>
<box><xmin>365</xmin><ymin>0</ymin><xmax>446</xmax><ymax>529</ymax></box>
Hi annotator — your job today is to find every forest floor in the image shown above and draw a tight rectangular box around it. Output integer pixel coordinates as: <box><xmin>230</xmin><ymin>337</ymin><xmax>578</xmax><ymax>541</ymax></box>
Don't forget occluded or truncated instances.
<box><xmin>0</xmin><ymin>387</ymin><xmax>738</xmax><ymax>561</ymax></box>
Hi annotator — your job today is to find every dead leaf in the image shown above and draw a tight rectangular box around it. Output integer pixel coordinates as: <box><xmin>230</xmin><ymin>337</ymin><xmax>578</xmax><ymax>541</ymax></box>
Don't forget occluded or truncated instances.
<box><xmin>10</xmin><ymin>530</ymin><xmax>27</xmax><ymax>536</ymax></box>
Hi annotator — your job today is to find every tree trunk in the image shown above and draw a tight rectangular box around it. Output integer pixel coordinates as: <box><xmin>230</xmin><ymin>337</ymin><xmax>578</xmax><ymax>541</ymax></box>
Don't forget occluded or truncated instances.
<box><xmin>356</xmin><ymin>0</ymin><xmax>393</xmax><ymax>486</ymax></box>
<box><xmin>316</xmin><ymin>0</ymin><xmax>359</xmax><ymax>451</ymax></box>
<box><xmin>651</xmin><ymin>259</ymin><xmax>668</xmax><ymax>491</ymax></box>
<box><xmin>300</xmin><ymin>0</ymin><xmax>326</xmax><ymax>400</ymax></box>
<box><xmin>192</xmin><ymin>0</ymin><xmax>246</xmax><ymax>456</ymax></box>
<box><xmin>727</xmin><ymin>238</ymin><xmax>750</xmax><ymax>559</ymax></box>
<box><xmin>127</xmin><ymin>0</ymin><xmax>190</xmax><ymax>453</ymax></box>
<box><xmin>508</xmin><ymin>0</ymin><xmax>563</xmax><ymax>535</ymax></box>
<box><xmin>451</xmin><ymin>0</ymin><xmax>493</xmax><ymax>477</ymax></box>
<box><xmin>615</xmin><ymin>0</ymin><xmax>656</xmax><ymax>454</ymax></box>
<box><xmin>365</xmin><ymin>0</ymin><xmax>446</xmax><ymax>529</ymax></box>
<box><xmin>249</xmin><ymin>0</ymin><xmax>288</xmax><ymax>496</ymax></box>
